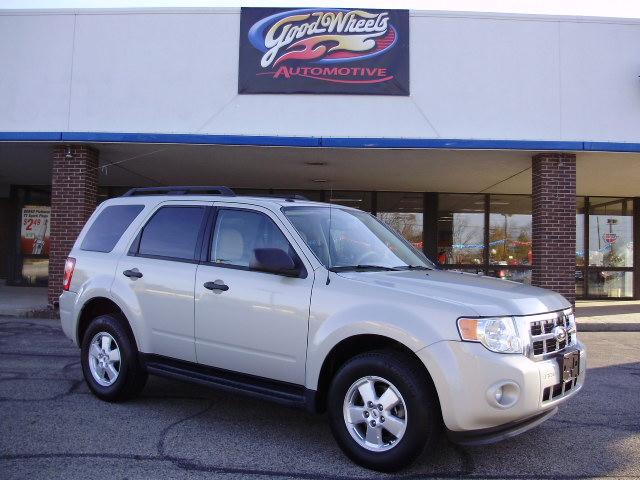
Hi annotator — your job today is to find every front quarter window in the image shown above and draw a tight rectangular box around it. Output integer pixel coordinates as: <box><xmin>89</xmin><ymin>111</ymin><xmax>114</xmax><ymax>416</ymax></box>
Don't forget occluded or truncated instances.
<box><xmin>283</xmin><ymin>206</ymin><xmax>434</xmax><ymax>271</ymax></box>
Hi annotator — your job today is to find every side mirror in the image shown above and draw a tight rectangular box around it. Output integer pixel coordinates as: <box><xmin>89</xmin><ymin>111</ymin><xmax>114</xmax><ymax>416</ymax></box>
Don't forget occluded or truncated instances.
<box><xmin>253</xmin><ymin>248</ymin><xmax>299</xmax><ymax>277</ymax></box>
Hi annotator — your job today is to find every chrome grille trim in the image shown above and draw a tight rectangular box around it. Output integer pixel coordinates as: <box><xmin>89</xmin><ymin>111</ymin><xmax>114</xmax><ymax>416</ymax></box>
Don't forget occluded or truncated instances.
<box><xmin>521</xmin><ymin>309</ymin><xmax>577</xmax><ymax>359</ymax></box>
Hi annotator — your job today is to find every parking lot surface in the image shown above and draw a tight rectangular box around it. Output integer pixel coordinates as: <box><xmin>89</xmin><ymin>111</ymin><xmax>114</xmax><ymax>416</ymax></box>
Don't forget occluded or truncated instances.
<box><xmin>0</xmin><ymin>318</ymin><xmax>638</xmax><ymax>480</ymax></box>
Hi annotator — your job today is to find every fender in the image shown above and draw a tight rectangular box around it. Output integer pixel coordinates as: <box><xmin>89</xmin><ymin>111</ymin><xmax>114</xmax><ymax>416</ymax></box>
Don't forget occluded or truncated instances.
<box><xmin>304</xmin><ymin>273</ymin><xmax>472</xmax><ymax>390</ymax></box>
<box><xmin>306</xmin><ymin>303</ymin><xmax>437</xmax><ymax>390</ymax></box>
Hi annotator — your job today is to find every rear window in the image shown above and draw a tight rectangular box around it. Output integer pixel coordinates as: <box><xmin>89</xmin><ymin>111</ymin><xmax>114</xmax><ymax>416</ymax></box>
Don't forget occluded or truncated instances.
<box><xmin>81</xmin><ymin>205</ymin><xmax>144</xmax><ymax>253</ymax></box>
<box><xmin>137</xmin><ymin>206</ymin><xmax>206</xmax><ymax>261</ymax></box>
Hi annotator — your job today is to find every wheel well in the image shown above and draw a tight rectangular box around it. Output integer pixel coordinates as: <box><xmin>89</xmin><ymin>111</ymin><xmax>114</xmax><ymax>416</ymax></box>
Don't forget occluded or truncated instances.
<box><xmin>77</xmin><ymin>297</ymin><xmax>136</xmax><ymax>348</ymax></box>
<box><xmin>314</xmin><ymin>334</ymin><xmax>434</xmax><ymax>413</ymax></box>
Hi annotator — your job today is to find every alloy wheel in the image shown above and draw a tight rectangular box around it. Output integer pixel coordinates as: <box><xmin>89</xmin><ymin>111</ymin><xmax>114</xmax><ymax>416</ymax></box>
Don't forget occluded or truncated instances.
<box><xmin>88</xmin><ymin>332</ymin><xmax>121</xmax><ymax>387</ymax></box>
<box><xmin>343</xmin><ymin>375</ymin><xmax>408</xmax><ymax>452</ymax></box>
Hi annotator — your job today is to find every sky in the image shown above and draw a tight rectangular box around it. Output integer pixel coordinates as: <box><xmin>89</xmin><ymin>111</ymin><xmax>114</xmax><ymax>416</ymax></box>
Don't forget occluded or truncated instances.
<box><xmin>2</xmin><ymin>0</ymin><xmax>640</xmax><ymax>19</ymax></box>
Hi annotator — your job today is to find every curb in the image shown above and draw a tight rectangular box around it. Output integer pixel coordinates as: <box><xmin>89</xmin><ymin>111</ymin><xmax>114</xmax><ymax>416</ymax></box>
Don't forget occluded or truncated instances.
<box><xmin>577</xmin><ymin>322</ymin><xmax>640</xmax><ymax>332</ymax></box>
<box><xmin>0</xmin><ymin>308</ymin><xmax>59</xmax><ymax>319</ymax></box>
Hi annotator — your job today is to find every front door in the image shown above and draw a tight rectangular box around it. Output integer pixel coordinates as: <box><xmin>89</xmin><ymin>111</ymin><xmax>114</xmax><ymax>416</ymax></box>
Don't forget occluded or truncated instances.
<box><xmin>194</xmin><ymin>205</ymin><xmax>313</xmax><ymax>385</ymax></box>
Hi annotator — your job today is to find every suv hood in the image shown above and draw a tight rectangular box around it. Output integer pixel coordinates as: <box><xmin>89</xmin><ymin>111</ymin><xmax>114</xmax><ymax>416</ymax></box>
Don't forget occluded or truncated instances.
<box><xmin>337</xmin><ymin>269</ymin><xmax>570</xmax><ymax>317</ymax></box>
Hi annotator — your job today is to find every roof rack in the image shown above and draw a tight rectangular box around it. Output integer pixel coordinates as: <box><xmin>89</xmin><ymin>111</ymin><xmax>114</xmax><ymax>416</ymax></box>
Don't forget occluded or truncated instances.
<box><xmin>122</xmin><ymin>186</ymin><xmax>235</xmax><ymax>197</ymax></box>
<box><xmin>247</xmin><ymin>193</ymin><xmax>309</xmax><ymax>202</ymax></box>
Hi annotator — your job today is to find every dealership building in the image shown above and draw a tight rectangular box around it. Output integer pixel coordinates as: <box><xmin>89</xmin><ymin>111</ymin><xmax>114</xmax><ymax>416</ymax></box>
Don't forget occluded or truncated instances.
<box><xmin>1</xmin><ymin>6</ymin><xmax>639</xmax><ymax>306</ymax></box>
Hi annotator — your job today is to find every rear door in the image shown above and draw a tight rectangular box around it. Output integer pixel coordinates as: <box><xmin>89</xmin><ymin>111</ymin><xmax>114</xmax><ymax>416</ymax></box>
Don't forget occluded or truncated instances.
<box><xmin>194</xmin><ymin>204</ymin><xmax>314</xmax><ymax>384</ymax></box>
<box><xmin>114</xmin><ymin>201</ymin><xmax>210</xmax><ymax>362</ymax></box>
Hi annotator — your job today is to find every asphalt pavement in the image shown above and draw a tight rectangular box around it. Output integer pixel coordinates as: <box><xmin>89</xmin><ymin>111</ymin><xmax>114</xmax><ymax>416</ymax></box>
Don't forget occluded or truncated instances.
<box><xmin>0</xmin><ymin>318</ymin><xmax>638</xmax><ymax>480</ymax></box>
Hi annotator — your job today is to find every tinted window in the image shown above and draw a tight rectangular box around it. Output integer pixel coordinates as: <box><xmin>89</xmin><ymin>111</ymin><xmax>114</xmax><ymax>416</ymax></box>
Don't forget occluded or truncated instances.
<box><xmin>81</xmin><ymin>205</ymin><xmax>144</xmax><ymax>253</ymax></box>
<box><xmin>138</xmin><ymin>206</ymin><xmax>205</xmax><ymax>260</ymax></box>
<box><xmin>211</xmin><ymin>209</ymin><xmax>297</xmax><ymax>269</ymax></box>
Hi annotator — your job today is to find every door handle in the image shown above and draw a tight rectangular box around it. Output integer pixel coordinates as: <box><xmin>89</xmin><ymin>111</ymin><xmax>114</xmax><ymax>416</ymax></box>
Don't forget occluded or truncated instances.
<box><xmin>204</xmin><ymin>281</ymin><xmax>229</xmax><ymax>292</ymax></box>
<box><xmin>123</xmin><ymin>268</ymin><xmax>143</xmax><ymax>279</ymax></box>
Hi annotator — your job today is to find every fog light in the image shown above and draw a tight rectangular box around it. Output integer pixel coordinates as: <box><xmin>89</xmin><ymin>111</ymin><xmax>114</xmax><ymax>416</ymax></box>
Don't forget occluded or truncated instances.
<box><xmin>486</xmin><ymin>381</ymin><xmax>519</xmax><ymax>409</ymax></box>
<box><xmin>495</xmin><ymin>387</ymin><xmax>504</xmax><ymax>403</ymax></box>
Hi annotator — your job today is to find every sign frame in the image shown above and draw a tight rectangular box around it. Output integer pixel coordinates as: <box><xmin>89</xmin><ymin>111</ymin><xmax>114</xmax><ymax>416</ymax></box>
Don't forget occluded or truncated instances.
<box><xmin>238</xmin><ymin>7</ymin><xmax>410</xmax><ymax>95</ymax></box>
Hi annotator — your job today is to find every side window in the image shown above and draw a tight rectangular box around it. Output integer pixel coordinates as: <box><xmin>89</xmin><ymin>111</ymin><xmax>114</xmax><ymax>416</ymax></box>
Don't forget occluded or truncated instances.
<box><xmin>81</xmin><ymin>204</ymin><xmax>144</xmax><ymax>253</ymax></box>
<box><xmin>137</xmin><ymin>206</ymin><xmax>206</xmax><ymax>261</ymax></box>
<box><xmin>211</xmin><ymin>209</ymin><xmax>298</xmax><ymax>270</ymax></box>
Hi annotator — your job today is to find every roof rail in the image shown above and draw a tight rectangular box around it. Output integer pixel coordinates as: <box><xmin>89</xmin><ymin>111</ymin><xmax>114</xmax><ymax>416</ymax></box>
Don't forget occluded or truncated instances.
<box><xmin>246</xmin><ymin>194</ymin><xmax>309</xmax><ymax>202</ymax></box>
<box><xmin>122</xmin><ymin>186</ymin><xmax>235</xmax><ymax>197</ymax></box>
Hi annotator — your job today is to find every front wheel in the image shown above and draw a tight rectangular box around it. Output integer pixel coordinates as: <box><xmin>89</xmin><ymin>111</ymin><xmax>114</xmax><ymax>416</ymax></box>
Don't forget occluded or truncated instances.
<box><xmin>327</xmin><ymin>350</ymin><xmax>440</xmax><ymax>472</ymax></box>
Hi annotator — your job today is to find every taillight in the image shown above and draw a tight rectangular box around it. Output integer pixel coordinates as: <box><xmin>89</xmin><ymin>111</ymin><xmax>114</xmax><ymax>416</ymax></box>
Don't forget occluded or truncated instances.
<box><xmin>63</xmin><ymin>257</ymin><xmax>76</xmax><ymax>291</ymax></box>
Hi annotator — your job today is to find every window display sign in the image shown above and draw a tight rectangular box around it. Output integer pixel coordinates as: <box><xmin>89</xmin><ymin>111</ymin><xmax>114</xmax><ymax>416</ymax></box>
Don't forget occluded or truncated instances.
<box><xmin>20</xmin><ymin>205</ymin><xmax>50</xmax><ymax>255</ymax></box>
<box><xmin>238</xmin><ymin>7</ymin><xmax>410</xmax><ymax>95</ymax></box>
<box><xmin>603</xmin><ymin>233</ymin><xmax>618</xmax><ymax>244</ymax></box>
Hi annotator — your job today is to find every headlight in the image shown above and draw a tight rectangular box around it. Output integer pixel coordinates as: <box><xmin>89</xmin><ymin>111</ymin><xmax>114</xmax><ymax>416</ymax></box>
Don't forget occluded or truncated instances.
<box><xmin>457</xmin><ymin>317</ymin><xmax>522</xmax><ymax>354</ymax></box>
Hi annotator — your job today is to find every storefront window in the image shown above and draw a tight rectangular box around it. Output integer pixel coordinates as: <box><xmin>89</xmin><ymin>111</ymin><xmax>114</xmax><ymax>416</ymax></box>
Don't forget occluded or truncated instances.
<box><xmin>11</xmin><ymin>187</ymin><xmax>52</xmax><ymax>286</ymax></box>
<box><xmin>376</xmin><ymin>192</ymin><xmax>423</xmax><ymax>249</ymax></box>
<box><xmin>489</xmin><ymin>195</ymin><xmax>532</xmax><ymax>267</ymax></box>
<box><xmin>576</xmin><ymin>197</ymin><xmax>586</xmax><ymax>267</ymax></box>
<box><xmin>437</xmin><ymin>194</ymin><xmax>485</xmax><ymax>265</ymax></box>
<box><xmin>21</xmin><ymin>258</ymin><xmax>49</xmax><ymax>285</ymax></box>
<box><xmin>587</xmin><ymin>270</ymin><xmax>633</xmax><ymax>298</ymax></box>
<box><xmin>588</xmin><ymin>198</ymin><xmax>633</xmax><ymax>268</ymax></box>
<box><xmin>575</xmin><ymin>270</ymin><xmax>585</xmax><ymax>297</ymax></box>
<box><xmin>234</xmin><ymin>189</ymin><xmax>323</xmax><ymax>202</ymax></box>
<box><xmin>328</xmin><ymin>191</ymin><xmax>373</xmax><ymax>212</ymax></box>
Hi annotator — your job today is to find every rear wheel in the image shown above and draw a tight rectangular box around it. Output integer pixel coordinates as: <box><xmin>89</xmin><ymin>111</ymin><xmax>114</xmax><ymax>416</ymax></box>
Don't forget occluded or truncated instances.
<box><xmin>327</xmin><ymin>350</ymin><xmax>440</xmax><ymax>472</ymax></box>
<box><xmin>80</xmin><ymin>314</ymin><xmax>147</xmax><ymax>402</ymax></box>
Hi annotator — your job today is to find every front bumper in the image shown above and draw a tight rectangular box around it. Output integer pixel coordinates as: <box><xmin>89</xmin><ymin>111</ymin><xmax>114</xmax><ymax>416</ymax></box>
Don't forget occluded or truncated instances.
<box><xmin>447</xmin><ymin>407</ymin><xmax>558</xmax><ymax>446</ymax></box>
<box><xmin>417</xmin><ymin>339</ymin><xmax>586</xmax><ymax>433</ymax></box>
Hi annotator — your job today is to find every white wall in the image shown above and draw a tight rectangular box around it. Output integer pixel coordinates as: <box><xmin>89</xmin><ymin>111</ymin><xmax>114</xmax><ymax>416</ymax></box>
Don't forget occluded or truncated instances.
<box><xmin>2</xmin><ymin>9</ymin><xmax>640</xmax><ymax>142</ymax></box>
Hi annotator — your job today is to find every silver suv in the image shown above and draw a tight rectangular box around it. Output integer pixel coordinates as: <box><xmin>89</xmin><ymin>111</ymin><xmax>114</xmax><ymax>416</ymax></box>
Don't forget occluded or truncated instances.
<box><xmin>59</xmin><ymin>186</ymin><xmax>586</xmax><ymax>471</ymax></box>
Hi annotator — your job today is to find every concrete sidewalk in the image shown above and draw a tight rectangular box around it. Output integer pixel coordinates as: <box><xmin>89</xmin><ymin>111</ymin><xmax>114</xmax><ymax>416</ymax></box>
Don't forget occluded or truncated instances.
<box><xmin>575</xmin><ymin>299</ymin><xmax>640</xmax><ymax>332</ymax></box>
<box><xmin>0</xmin><ymin>281</ymin><xmax>639</xmax><ymax>330</ymax></box>
<box><xmin>0</xmin><ymin>282</ymin><xmax>51</xmax><ymax>318</ymax></box>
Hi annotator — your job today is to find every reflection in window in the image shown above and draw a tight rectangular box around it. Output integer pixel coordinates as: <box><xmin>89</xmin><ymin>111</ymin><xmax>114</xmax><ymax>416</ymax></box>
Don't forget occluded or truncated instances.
<box><xmin>21</xmin><ymin>258</ymin><xmax>49</xmax><ymax>286</ymax></box>
<box><xmin>588</xmin><ymin>198</ymin><xmax>633</xmax><ymax>268</ymax></box>
<box><xmin>587</xmin><ymin>271</ymin><xmax>633</xmax><ymax>298</ymax></box>
<box><xmin>437</xmin><ymin>194</ymin><xmax>485</xmax><ymax>265</ymax></box>
<box><xmin>489</xmin><ymin>195</ymin><xmax>532</xmax><ymax>266</ymax></box>
<box><xmin>488</xmin><ymin>268</ymin><xmax>532</xmax><ymax>285</ymax></box>
<box><xmin>376</xmin><ymin>192</ymin><xmax>424</xmax><ymax>250</ymax></box>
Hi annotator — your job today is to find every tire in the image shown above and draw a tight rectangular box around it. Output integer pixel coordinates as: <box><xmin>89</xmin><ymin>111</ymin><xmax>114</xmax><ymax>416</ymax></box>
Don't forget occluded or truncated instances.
<box><xmin>80</xmin><ymin>313</ymin><xmax>147</xmax><ymax>402</ymax></box>
<box><xmin>327</xmin><ymin>350</ymin><xmax>440</xmax><ymax>472</ymax></box>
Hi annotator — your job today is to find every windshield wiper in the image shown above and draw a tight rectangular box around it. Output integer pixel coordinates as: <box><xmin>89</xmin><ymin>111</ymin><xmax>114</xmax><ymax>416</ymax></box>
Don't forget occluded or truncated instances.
<box><xmin>330</xmin><ymin>265</ymin><xmax>400</xmax><ymax>272</ymax></box>
<box><xmin>395</xmin><ymin>265</ymin><xmax>432</xmax><ymax>271</ymax></box>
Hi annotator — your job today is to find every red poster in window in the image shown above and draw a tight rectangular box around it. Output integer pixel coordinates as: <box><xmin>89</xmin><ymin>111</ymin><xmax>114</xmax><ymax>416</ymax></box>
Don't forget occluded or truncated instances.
<box><xmin>20</xmin><ymin>205</ymin><xmax>50</xmax><ymax>255</ymax></box>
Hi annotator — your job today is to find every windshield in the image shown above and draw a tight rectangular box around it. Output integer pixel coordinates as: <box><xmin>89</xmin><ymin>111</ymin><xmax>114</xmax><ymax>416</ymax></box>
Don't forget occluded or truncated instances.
<box><xmin>283</xmin><ymin>206</ymin><xmax>435</xmax><ymax>271</ymax></box>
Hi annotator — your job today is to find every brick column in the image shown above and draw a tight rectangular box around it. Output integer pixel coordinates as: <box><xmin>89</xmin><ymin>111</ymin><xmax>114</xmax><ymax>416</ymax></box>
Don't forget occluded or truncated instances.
<box><xmin>531</xmin><ymin>153</ymin><xmax>577</xmax><ymax>305</ymax></box>
<box><xmin>48</xmin><ymin>145</ymin><xmax>99</xmax><ymax>307</ymax></box>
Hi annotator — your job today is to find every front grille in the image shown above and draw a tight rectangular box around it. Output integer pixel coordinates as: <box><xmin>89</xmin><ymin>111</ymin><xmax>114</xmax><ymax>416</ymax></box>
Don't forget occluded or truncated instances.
<box><xmin>542</xmin><ymin>377</ymin><xmax>578</xmax><ymax>403</ymax></box>
<box><xmin>529</xmin><ymin>311</ymin><xmax>576</xmax><ymax>357</ymax></box>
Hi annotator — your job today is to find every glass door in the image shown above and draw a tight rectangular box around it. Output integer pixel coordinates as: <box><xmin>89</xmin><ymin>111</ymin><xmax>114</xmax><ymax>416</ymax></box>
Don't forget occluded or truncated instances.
<box><xmin>584</xmin><ymin>198</ymin><xmax>634</xmax><ymax>298</ymax></box>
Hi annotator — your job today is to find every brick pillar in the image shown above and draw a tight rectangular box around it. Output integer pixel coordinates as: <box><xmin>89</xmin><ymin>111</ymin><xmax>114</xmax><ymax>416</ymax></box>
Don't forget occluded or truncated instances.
<box><xmin>531</xmin><ymin>153</ymin><xmax>576</xmax><ymax>305</ymax></box>
<box><xmin>48</xmin><ymin>145</ymin><xmax>99</xmax><ymax>307</ymax></box>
